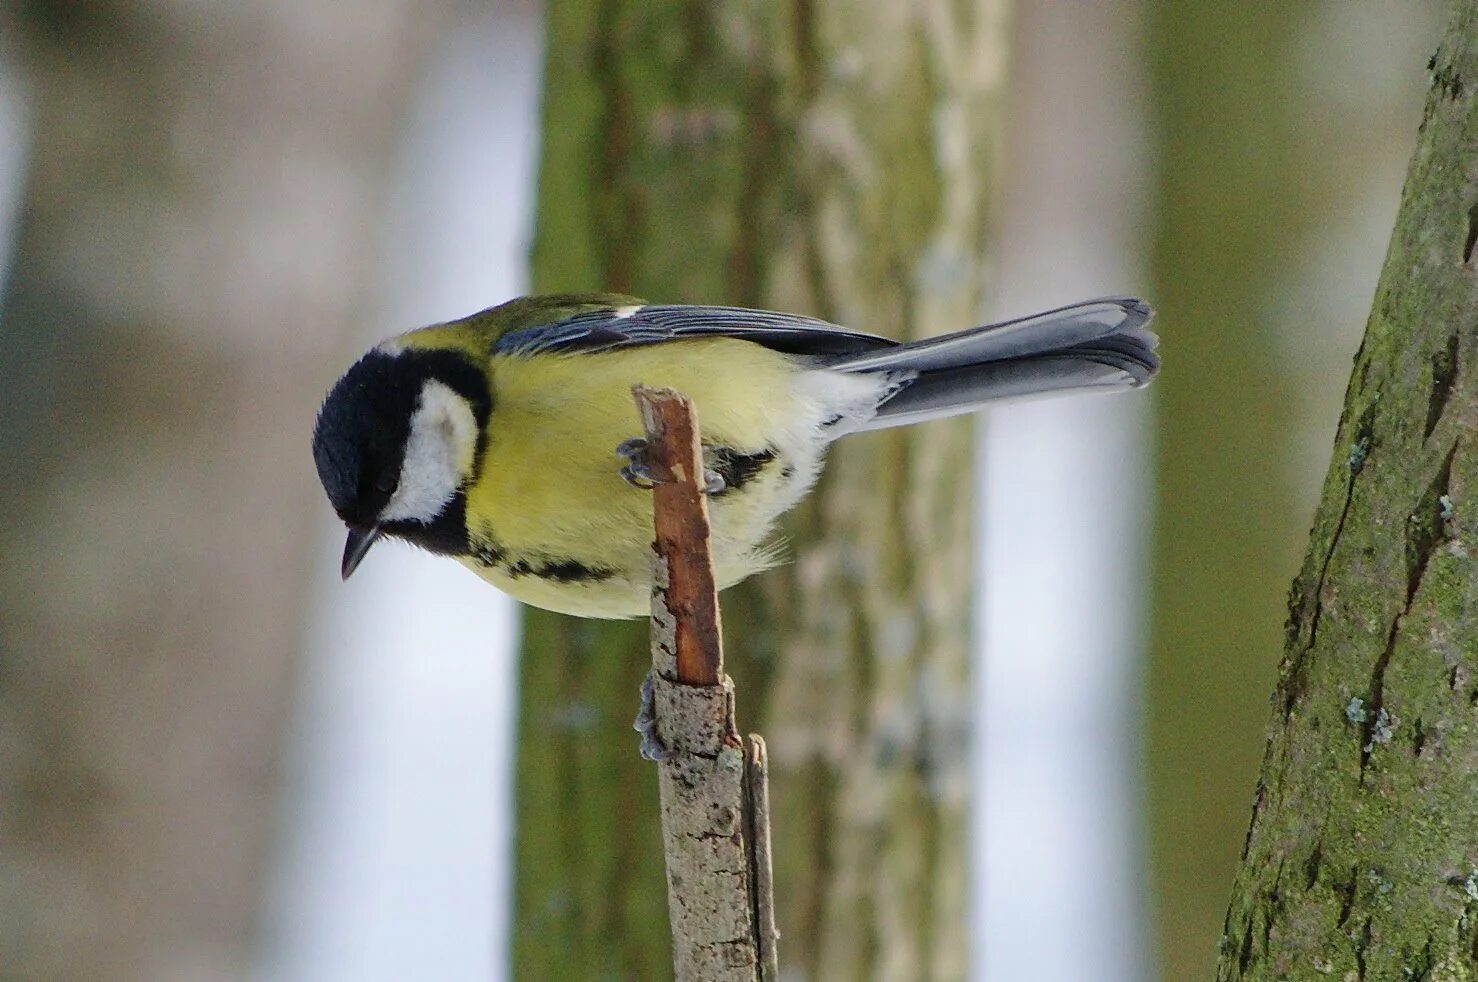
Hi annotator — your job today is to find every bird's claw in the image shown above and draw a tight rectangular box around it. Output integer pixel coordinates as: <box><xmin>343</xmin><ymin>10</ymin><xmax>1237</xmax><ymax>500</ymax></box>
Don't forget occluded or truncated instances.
<box><xmin>620</xmin><ymin>463</ymin><xmax>658</xmax><ymax>490</ymax></box>
<box><xmin>615</xmin><ymin>436</ymin><xmax>647</xmax><ymax>459</ymax></box>
<box><xmin>615</xmin><ymin>437</ymin><xmax>726</xmax><ymax>495</ymax></box>
<box><xmin>617</xmin><ymin>438</ymin><xmax>659</xmax><ymax>490</ymax></box>
<box><xmin>634</xmin><ymin>672</ymin><xmax>673</xmax><ymax>761</ymax></box>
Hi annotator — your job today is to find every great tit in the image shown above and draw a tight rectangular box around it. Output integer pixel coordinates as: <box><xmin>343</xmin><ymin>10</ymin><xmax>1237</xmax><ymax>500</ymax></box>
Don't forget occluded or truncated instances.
<box><xmin>312</xmin><ymin>293</ymin><xmax>1157</xmax><ymax>618</ymax></box>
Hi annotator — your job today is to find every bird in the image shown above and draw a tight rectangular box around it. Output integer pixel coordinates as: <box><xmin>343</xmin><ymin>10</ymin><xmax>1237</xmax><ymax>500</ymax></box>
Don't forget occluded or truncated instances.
<box><xmin>312</xmin><ymin>293</ymin><xmax>1158</xmax><ymax>618</ymax></box>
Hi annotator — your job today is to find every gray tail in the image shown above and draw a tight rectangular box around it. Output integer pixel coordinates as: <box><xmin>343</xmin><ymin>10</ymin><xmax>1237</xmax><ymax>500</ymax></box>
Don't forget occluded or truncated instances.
<box><xmin>825</xmin><ymin>297</ymin><xmax>1158</xmax><ymax>431</ymax></box>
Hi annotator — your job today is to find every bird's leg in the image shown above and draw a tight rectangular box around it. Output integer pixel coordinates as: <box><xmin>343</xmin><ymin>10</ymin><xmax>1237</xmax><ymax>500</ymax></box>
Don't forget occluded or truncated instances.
<box><xmin>633</xmin><ymin>671</ymin><xmax>673</xmax><ymax>761</ymax></box>
<box><xmin>615</xmin><ymin>437</ymin><xmax>726</xmax><ymax>494</ymax></box>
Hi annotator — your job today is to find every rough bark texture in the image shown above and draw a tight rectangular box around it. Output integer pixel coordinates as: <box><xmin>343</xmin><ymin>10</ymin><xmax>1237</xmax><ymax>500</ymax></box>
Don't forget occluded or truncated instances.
<box><xmin>0</xmin><ymin>3</ymin><xmax>444</xmax><ymax>978</ymax></box>
<box><xmin>1218</xmin><ymin>4</ymin><xmax>1478</xmax><ymax>978</ymax></box>
<box><xmin>512</xmin><ymin>2</ymin><xmax>1005</xmax><ymax>979</ymax></box>
<box><xmin>651</xmin><ymin>673</ymin><xmax>756</xmax><ymax>980</ymax></box>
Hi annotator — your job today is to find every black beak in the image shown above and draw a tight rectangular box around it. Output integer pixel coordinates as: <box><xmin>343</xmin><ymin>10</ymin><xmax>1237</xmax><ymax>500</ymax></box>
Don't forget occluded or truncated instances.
<box><xmin>341</xmin><ymin>525</ymin><xmax>382</xmax><ymax>580</ymax></box>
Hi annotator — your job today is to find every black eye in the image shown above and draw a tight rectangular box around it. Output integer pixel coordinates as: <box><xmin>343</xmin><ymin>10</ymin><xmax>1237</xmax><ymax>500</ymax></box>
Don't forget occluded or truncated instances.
<box><xmin>360</xmin><ymin>463</ymin><xmax>397</xmax><ymax>499</ymax></box>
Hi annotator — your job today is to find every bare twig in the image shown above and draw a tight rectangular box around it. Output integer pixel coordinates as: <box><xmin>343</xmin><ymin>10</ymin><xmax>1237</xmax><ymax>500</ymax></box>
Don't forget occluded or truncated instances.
<box><xmin>634</xmin><ymin>386</ymin><xmax>723</xmax><ymax>685</ymax></box>
<box><xmin>745</xmin><ymin>736</ymin><xmax>780</xmax><ymax>980</ymax></box>
<box><xmin>633</xmin><ymin>385</ymin><xmax>779</xmax><ymax>982</ymax></box>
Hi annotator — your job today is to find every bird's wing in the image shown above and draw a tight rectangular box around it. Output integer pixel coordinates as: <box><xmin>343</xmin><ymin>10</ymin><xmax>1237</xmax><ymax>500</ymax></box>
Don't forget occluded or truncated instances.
<box><xmin>491</xmin><ymin>304</ymin><xmax>898</xmax><ymax>360</ymax></box>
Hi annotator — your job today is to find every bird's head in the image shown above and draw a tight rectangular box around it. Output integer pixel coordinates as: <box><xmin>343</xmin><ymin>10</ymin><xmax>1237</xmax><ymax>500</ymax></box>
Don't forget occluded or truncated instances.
<box><xmin>311</xmin><ymin>343</ymin><xmax>491</xmax><ymax>578</ymax></box>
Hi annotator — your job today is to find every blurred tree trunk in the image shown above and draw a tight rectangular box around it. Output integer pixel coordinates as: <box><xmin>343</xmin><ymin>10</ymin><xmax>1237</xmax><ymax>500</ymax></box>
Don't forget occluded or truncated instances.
<box><xmin>512</xmin><ymin>1</ymin><xmax>1005</xmax><ymax>978</ymax></box>
<box><xmin>1143</xmin><ymin>6</ymin><xmax>1306</xmax><ymax>977</ymax></box>
<box><xmin>1219</xmin><ymin>3</ymin><xmax>1478</xmax><ymax>977</ymax></box>
<box><xmin>0</xmin><ymin>3</ymin><xmax>448</xmax><ymax>978</ymax></box>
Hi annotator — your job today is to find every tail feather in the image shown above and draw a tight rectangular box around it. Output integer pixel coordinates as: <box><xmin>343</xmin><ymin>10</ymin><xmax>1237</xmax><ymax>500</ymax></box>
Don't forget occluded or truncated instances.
<box><xmin>825</xmin><ymin>297</ymin><xmax>1153</xmax><ymax>374</ymax></box>
<box><xmin>832</xmin><ymin>297</ymin><xmax>1157</xmax><ymax>432</ymax></box>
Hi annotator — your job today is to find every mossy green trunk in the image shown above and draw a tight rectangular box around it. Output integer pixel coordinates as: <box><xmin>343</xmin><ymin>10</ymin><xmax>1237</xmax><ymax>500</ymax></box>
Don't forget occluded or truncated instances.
<box><xmin>512</xmin><ymin>2</ymin><xmax>1006</xmax><ymax>978</ymax></box>
<box><xmin>1218</xmin><ymin>3</ymin><xmax>1478</xmax><ymax>977</ymax></box>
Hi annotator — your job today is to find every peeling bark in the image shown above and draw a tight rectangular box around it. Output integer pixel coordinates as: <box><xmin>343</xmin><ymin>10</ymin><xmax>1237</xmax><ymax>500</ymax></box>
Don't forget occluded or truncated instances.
<box><xmin>1219</xmin><ymin>4</ymin><xmax>1478</xmax><ymax>978</ymax></box>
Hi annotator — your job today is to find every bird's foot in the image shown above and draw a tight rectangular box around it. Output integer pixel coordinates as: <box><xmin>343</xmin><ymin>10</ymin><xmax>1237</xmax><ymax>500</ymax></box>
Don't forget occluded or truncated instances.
<box><xmin>615</xmin><ymin>438</ymin><xmax>725</xmax><ymax>494</ymax></box>
<box><xmin>634</xmin><ymin>671</ymin><xmax>673</xmax><ymax>761</ymax></box>
<box><xmin>616</xmin><ymin>437</ymin><xmax>658</xmax><ymax>489</ymax></box>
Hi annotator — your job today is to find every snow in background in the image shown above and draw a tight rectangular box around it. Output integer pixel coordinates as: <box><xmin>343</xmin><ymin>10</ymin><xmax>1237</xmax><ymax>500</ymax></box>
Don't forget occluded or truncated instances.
<box><xmin>0</xmin><ymin>36</ymin><xmax>31</xmax><ymax>281</ymax></box>
<box><xmin>976</xmin><ymin>4</ymin><xmax>1150</xmax><ymax>980</ymax></box>
<box><xmin>261</xmin><ymin>8</ymin><xmax>538</xmax><ymax>981</ymax></box>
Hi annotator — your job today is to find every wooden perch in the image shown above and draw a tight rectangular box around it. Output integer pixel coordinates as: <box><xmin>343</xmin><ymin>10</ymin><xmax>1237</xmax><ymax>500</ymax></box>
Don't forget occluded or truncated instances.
<box><xmin>632</xmin><ymin>385</ymin><xmax>780</xmax><ymax>982</ymax></box>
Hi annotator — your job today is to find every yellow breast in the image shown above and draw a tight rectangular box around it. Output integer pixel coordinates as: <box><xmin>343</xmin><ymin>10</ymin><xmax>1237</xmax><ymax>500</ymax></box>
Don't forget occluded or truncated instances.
<box><xmin>459</xmin><ymin>338</ymin><xmax>817</xmax><ymax>617</ymax></box>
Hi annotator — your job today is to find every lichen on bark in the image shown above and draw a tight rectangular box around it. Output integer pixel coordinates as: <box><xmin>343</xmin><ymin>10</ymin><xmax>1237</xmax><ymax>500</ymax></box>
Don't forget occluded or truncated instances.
<box><xmin>1219</xmin><ymin>3</ymin><xmax>1478</xmax><ymax>978</ymax></box>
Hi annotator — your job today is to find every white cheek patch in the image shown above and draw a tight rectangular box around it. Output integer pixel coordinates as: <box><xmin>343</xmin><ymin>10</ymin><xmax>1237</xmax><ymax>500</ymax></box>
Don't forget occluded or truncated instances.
<box><xmin>379</xmin><ymin>379</ymin><xmax>478</xmax><ymax>524</ymax></box>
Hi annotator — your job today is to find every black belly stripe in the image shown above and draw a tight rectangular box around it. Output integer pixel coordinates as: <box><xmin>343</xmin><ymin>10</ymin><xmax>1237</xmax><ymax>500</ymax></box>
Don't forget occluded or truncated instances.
<box><xmin>515</xmin><ymin>557</ymin><xmax>617</xmax><ymax>582</ymax></box>
<box><xmin>708</xmin><ymin>446</ymin><xmax>779</xmax><ymax>495</ymax></box>
<box><xmin>468</xmin><ymin>538</ymin><xmax>617</xmax><ymax>583</ymax></box>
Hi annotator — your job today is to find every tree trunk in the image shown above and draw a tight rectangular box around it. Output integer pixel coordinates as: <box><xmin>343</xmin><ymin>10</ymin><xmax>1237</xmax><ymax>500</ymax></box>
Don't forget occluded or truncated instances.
<box><xmin>1218</xmin><ymin>3</ymin><xmax>1478</xmax><ymax>977</ymax></box>
<box><xmin>512</xmin><ymin>2</ymin><xmax>1006</xmax><ymax>979</ymax></box>
<box><xmin>0</xmin><ymin>4</ymin><xmax>446</xmax><ymax>978</ymax></box>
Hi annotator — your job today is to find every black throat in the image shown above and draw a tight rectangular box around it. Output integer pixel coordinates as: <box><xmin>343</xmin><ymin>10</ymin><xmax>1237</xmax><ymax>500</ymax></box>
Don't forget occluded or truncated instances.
<box><xmin>382</xmin><ymin>489</ymin><xmax>472</xmax><ymax>557</ymax></box>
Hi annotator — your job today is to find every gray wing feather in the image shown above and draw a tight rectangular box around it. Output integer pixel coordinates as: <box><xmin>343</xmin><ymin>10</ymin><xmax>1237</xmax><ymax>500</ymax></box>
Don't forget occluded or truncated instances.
<box><xmin>493</xmin><ymin>305</ymin><xmax>895</xmax><ymax>360</ymax></box>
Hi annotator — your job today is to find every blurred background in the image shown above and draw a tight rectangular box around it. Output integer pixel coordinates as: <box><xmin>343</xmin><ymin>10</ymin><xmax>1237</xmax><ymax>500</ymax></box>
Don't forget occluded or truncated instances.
<box><xmin>0</xmin><ymin>1</ymin><xmax>1444</xmax><ymax>980</ymax></box>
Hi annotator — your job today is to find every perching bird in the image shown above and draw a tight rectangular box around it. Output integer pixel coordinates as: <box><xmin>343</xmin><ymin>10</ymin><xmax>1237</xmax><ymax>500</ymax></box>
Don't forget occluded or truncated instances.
<box><xmin>312</xmin><ymin>294</ymin><xmax>1157</xmax><ymax>618</ymax></box>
